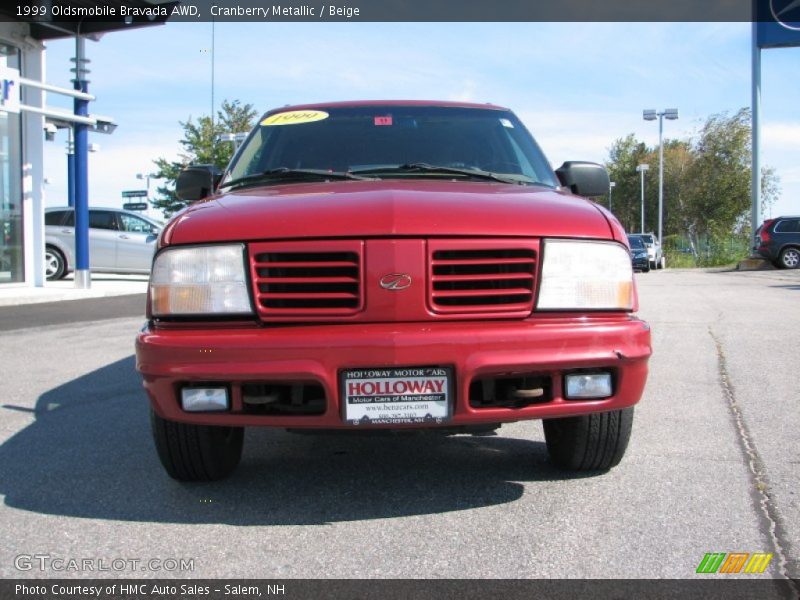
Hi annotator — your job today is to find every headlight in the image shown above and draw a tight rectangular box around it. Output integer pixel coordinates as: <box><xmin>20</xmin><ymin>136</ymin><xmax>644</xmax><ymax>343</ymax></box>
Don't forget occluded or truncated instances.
<box><xmin>537</xmin><ymin>239</ymin><xmax>633</xmax><ymax>310</ymax></box>
<box><xmin>150</xmin><ymin>244</ymin><xmax>252</xmax><ymax>316</ymax></box>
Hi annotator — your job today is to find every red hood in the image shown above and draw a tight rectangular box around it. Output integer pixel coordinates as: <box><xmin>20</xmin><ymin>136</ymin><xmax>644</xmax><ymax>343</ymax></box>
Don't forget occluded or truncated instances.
<box><xmin>163</xmin><ymin>180</ymin><xmax>614</xmax><ymax>246</ymax></box>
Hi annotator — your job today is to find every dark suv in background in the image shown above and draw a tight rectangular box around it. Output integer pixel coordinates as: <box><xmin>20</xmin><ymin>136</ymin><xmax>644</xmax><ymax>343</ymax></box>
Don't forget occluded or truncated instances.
<box><xmin>627</xmin><ymin>235</ymin><xmax>650</xmax><ymax>272</ymax></box>
<box><xmin>754</xmin><ymin>216</ymin><xmax>800</xmax><ymax>269</ymax></box>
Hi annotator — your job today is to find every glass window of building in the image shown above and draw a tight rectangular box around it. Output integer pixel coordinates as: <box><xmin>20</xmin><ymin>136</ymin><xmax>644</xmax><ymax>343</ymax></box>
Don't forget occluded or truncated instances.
<box><xmin>0</xmin><ymin>43</ymin><xmax>22</xmax><ymax>284</ymax></box>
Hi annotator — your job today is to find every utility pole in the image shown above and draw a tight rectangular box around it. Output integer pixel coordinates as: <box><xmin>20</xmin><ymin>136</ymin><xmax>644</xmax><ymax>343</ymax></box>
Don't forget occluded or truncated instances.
<box><xmin>751</xmin><ymin>22</ymin><xmax>761</xmax><ymax>241</ymax></box>
<box><xmin>636</xmin><ymin>164</ymin><xmax>649</xmax><ymax>234</ymax></box>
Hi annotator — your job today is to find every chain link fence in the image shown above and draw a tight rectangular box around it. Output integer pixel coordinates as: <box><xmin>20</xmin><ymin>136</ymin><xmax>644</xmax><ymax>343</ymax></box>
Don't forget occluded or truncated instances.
<box><xmin>663</xmin><ymin>233</ymin><xmax>752</xmax><ymax>267</ymax></box>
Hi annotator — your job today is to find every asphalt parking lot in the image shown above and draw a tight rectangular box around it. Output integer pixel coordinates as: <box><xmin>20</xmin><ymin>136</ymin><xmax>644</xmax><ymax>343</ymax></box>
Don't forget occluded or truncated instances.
<box><xmin>0</xmin><ymin>268</ymin><xmax>798</xmax><ymax>582</ymax></box>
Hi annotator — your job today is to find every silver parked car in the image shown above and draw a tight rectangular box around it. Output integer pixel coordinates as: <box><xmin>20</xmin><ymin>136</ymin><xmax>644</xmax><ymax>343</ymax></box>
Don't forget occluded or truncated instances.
<box><xmin>44</xmin><ymin>207</ymin><xmax>163</xmax><ymax>280</ymax></box>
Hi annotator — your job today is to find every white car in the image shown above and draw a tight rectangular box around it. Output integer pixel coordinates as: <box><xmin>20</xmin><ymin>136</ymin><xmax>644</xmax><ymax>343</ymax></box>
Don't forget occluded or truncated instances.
<box><xmin>44</xmin><ymin>207</ymin><xmax>163</xmax><ymax>280</ymax></box>
<box><xmin>629</xmin><ymin>232</ymin><xmax>664</xmax><ymax>269</ymax></box>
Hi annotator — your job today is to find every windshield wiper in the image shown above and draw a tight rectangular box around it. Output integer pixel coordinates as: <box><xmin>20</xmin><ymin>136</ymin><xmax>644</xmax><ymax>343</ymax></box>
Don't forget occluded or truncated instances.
<box><xmin>350</xmin><ymin>162</ymin><xmax>537</xmax><ymax>185</ymax></box>
<box><xmin>222</xmin><ymin>168</ymin><xmax>375</xmax><ymax>190</ymax></box>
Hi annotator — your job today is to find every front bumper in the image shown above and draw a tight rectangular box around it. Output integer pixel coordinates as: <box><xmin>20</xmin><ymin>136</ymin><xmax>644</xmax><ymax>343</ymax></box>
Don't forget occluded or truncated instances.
<box><xmin>136</xmin><ymin>316</ymin><xmax>651</xmax><ymax>428</ymax></box>
<box><xmin>632</xmin><ymin>255</ymin><xmax>649</xmax><ymax>270</ymax></box>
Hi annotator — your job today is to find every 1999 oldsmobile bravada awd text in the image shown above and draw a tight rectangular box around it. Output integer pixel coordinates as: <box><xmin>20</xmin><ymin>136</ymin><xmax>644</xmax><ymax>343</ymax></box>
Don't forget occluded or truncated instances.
<box><xmin>135</xmin><ymin>101</ymin><xmax>652</xmax><ymax>481</ymax></box>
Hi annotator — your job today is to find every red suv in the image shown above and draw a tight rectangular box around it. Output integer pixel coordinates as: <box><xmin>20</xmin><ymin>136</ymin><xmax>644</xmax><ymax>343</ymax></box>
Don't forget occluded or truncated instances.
<box><xmin>136</xmin><ymin>101</ymin><xmax>651</xmax><ymax>481</ymax></box>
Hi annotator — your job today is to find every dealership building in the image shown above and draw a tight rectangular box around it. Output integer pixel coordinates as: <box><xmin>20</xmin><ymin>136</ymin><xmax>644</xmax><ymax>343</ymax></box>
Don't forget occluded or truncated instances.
<box><xmin>0</xmin><ymin>5</ymin><xmax>168</xmax><ymax>289</ymax></box>
<box><xmin>0</xmin><ymin>18</ymin><xmax>44</xmax><ymax>286</ymax></box>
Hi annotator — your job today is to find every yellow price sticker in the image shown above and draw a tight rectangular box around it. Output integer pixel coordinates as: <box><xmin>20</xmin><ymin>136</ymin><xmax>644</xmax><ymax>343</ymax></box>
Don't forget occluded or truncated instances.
<box><xmin>261</xmin><ymin>110</ymin><xmax>329</xmax><ymax>126</ymax></box>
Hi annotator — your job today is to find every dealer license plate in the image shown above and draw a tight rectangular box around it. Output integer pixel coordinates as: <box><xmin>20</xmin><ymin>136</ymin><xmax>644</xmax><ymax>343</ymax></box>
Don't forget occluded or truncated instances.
<box><xmin>341</xmin><ymin>366</ymin><xmax>452</xmax><ymax>425</ymax></box>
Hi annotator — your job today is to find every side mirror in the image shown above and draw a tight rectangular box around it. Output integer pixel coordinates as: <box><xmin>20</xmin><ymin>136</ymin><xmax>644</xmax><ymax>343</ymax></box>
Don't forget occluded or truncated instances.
<box><xmin>175</xmin><ymin>164</ymin><xmax>223</xmax><ymax>201</ymax></box>
<box><xmin>555</xmin><ymin>161</ymin><xmax>610</xmax><ymax>198</ymax></box>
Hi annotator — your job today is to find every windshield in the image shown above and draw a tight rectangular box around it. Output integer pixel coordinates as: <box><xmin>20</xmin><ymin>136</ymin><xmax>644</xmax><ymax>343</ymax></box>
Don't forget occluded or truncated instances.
<box><xmin>628</xmin><ymin>236</ymin><xmax>646</xmax><ymax>250</ymax></box>
<box><xmin>641</xmin><ymin>235</ymin><xmax>654</xmax><ymax>245</ymax></box>
<box><xmin>224</xmin><ymin>105</ymin><xmax>559</xmax><ymax>188</ymax></box>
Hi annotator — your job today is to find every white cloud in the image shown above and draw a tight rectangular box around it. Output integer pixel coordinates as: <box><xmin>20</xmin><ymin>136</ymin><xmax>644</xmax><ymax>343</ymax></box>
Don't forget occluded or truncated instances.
<box><xmin>43</xmin><ymin>134</ymin><xmax>182</xmax><ymax>211</ymax></box>
<box><xmin>516</xmin><ymin>109</ymin><xmax>697</xmax><ymax>167</ymax></box>
<box><xmin>762</xmin><ymin>123</ymin><xmax>800</xmax><ymax>150</ymax></box>
<box><xmin>448</xmin><ymin>80</ymin><xmax>478</xmax><ymax>103</ymax></box>
<box><xmin>776</xmin><ymin>166</ymin><xmax>800</xmax><ymax>184</ymax></box>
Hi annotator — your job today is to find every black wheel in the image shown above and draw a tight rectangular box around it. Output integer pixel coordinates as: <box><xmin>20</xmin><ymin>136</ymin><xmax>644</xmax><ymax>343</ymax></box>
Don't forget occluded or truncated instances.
<box><xmin>543</xmin><ymin>408</ymin><xmax>634</xmax><ymax>471</ymax></box>
<box><xmin>779</xmin><ymin>247</ymin><xmax>800</xmax><ymax>269</ymax></box>
<box><xmin>45</xmin><ymin>246</ymin><xmax>66</xmax><ymax>280</ymax></box>
<box><xmin>150</xmin><ymin>408</ymin><xmax>244</xmax><ymax>481</ymax></box>
<box><xmin>643</xmin><ymin>266</ymin><xmax>650</xmax><ymax>273</ymax></box>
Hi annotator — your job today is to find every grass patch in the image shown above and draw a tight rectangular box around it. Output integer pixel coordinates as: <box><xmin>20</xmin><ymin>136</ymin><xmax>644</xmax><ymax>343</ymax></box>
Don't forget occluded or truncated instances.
<box><xmin>664</xmin><ymin>234</ymin><xmax>750</xmax><ymax>269</ymax></box>
<box><xmin>666</xmin><ymin>253</ymin><xmax>696</xmax><ymax>268</ymax></box>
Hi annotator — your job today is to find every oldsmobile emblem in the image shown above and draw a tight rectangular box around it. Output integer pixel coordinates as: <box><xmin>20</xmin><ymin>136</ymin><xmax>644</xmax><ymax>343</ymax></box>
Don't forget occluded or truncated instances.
<box><xmin>379</xmin><ymin>273</ymin><xmax>412</xmax><ymax>290</ymax></box>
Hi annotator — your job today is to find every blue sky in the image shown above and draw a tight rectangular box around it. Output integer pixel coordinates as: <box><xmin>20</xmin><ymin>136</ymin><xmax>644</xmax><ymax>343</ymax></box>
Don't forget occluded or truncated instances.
<box><xmin>41</xmin><ymin>22</ymin><xmax>800</xmax><ymax>219</ymax></box>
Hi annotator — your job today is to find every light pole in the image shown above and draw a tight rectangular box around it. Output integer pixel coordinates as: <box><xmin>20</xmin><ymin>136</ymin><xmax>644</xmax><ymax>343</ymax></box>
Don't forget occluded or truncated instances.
<box><xmin>136</xmin><ymin>172</ymin><xmax>154</xmax><ymax>201</ymax></box>
<box><xmin>643</xmin><ymin>108</ymin><xmax>678</xmax><ymax>245</ymax></box>
<box><xmin>636</xmin><ymin>164</ymin><xmax>649</xmax><ymax>234</ymax></box>
<box><xmin>608</xmin><ymin>181</ymin><xmax>616</xmax><ymax>212</ymax></box>
<box><xmin>136</xmin><ymin>172</ymin><xmax>161</xmax><ymax>220</ymax></box>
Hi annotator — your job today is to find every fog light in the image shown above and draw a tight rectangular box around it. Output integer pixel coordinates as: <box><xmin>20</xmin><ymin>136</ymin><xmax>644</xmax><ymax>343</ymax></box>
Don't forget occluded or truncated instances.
<box><xmin>181</xmin><ymin>387</ymin><xmax>229</xmax><ymax>412</ymax></box>
<box><xmin>564</xmin><ymin>373</ymin><xmax>612</xmax><ymax>399</ymax></box>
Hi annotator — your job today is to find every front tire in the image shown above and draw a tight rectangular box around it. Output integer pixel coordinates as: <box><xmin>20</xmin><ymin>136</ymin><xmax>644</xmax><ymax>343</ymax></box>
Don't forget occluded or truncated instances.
<box><xmin>779</xmin><ymin>247</ymin><xmax>800</xmax><ymax>269</ymax></box>
<box><xmin>543</xmin><ymin>408</ymin><xmax>634</xmax><ymax>471</ymax></box>
<box><xmin>45</xmin><ymin>246</ymin><xmax>66</xmax><ymax>280</ymax></box>
<box><xmin>150</xmin><ymin>409</ymin><xmax>244</xmax><ymax>481</ymax></box>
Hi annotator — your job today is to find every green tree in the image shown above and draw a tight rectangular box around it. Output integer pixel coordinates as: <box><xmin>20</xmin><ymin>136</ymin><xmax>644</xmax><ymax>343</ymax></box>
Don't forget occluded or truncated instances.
<box><xmin>602</xmin><ymin>134</ymin><xmax>651</xmax><ymax>233</ymax></box>
<box><xmin>151</xmin><ymin>99</ymin><xmax>258</xmax><ymax>217</ymax></box>
<box><xmin>661</xmin><ymin>139</ymin><xmax>695</xmax><ymax>246</ymax></box>
<box><xmin>680</xmin><ymin>108</ymin><xmax>752</xmax><ymax>251</ymax></box>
